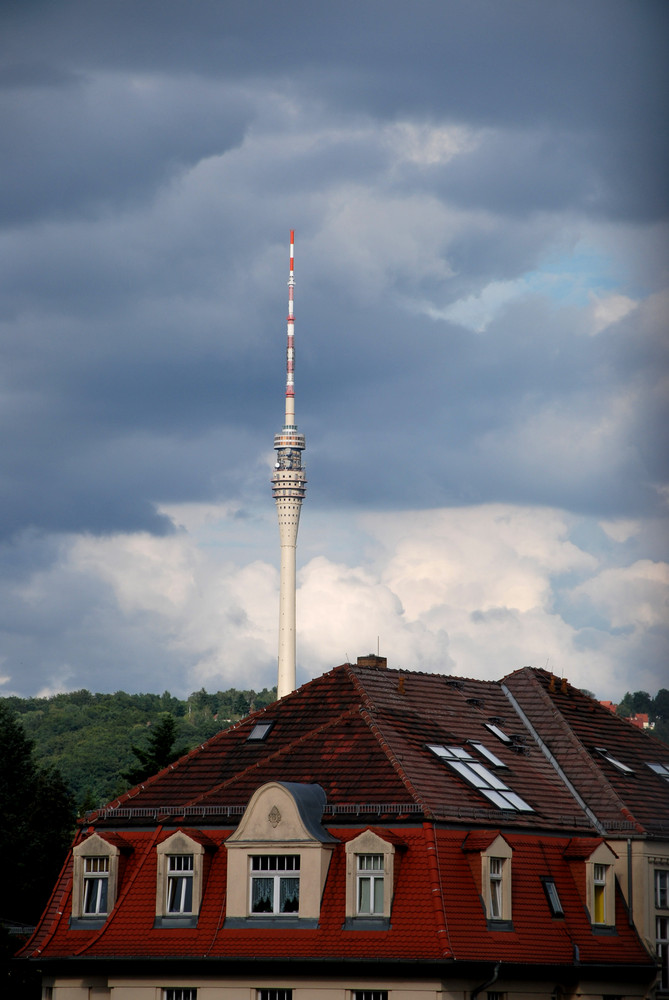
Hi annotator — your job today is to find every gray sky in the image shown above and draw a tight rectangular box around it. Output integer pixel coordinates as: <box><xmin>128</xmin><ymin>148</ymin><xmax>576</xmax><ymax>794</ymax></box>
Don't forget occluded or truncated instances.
<box><xmin>1</xmin><ymin>0</ymin><xmax>667</xmax><ymax>701</ymax></box>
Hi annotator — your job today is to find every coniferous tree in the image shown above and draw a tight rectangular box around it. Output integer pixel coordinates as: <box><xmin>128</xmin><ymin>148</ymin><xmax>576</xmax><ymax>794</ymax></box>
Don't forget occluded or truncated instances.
<box><xmin>121</xmin><ymin>714</ymin><xmax>186</xmax><ymax>785</ymax></box>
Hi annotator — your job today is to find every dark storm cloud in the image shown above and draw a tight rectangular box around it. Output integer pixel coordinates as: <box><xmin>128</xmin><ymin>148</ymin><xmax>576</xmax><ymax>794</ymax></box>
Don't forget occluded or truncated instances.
<box><xmin>0</xmin><ymin>0</ymin><xmax>666</xmax><ymax>542</ymax></box>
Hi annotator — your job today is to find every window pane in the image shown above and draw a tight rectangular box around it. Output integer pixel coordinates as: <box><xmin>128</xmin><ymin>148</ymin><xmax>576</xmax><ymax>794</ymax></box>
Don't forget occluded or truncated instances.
<box><xmin>167</xmin><ymin>874</ymin><xmax>193</xmax><ymax>913</ymax></box>
<box><xmin>373</xmin><ymin>877</ymin><xmax>384</xmax><ymax>913</ymax></box>
<box><xmin>594</xmin><ymin>883</ymin><xmax>605</xmax><ymax>924</ymax></box>
<box><xmin>251</xmin><ymin>877</ymin><xmax>274</xmax><ymax>913</ymax></box>
<box><xmin>83</xmin><ymin>876</ymin><xmax>107</xmax><ymax>914</ymax></box>
<box><xmin>656</xmin><ymin>870</ymin><xmax>669</xmax><ymax>909</ymax></box>
<box><xmin>358</xmin><ymin>876</ymin><xmax>371</xmax><ymax>913</ymax></box>
<box><xmin>279</xmin><ymin>877</ymin><xmax>299</xmax><ymax>913</ymax></box>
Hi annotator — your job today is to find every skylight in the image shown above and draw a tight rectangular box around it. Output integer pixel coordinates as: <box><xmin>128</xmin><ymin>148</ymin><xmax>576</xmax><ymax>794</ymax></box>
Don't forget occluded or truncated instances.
<box><xmin>541</xmin><ymin>877</ymin><xmax>565</xmax><ymax>917</ymax></box>
<box><xmin>467</xmin><ymin>740</ymin><xmax>507</xmax><ymax>768</ymax></box>
<box><xmin>646</xmin><ymin>762</ymin><xmax>669</xmax><ymax>781</ymax></box>
<box><xmin>594</xmin><ymin>746</ymin><xmax>634</xmax><ymax>775</ymax></box>
<box><xmin>426</xmin><ymin>744</ymin><xmax>533</xmax><ymax>812</ymax></box>
<box><xmin>247</xmin><ymin>721</ymin><xmax>274</xmax><ymax>742</ymax></box>
<box><xmin>484</xmin><ymin>722</ymin><xmax>511</xmax><ymax>743</ymax></box>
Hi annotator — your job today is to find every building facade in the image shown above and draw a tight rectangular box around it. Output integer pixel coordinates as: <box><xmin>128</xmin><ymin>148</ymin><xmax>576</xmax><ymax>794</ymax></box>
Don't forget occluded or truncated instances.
<box><xmin>21</xmin><ymin>661</ymin><xmax>668</xmax><ymax>999</ymax></box>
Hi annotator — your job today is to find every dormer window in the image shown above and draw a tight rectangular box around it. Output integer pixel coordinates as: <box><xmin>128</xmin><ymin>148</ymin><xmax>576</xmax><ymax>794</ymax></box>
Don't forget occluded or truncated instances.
<box><xmin>155</xmin><ymin>831</ymin><xmax>207</xmax><ymax>927</ymax></box>
<box><xmin>71</xmin><ymin>833</ymin><xmax>121</xmax><ymax>926</ymax></box>
<box><xmin>225</xmin><ymin>782</ymin><xmax>336</xmax><ymax>929</ymax></box>
<box><xmin>345</xmin><ymin>830</ymin><xmax>397</xmax><ymax>928</ymax></box>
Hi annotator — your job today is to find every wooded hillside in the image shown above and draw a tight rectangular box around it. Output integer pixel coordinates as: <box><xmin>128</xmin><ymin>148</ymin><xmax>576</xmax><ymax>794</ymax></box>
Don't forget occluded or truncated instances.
<box><xmin>1</xmin><ymin>686</ymin><xmax>276</xmax><ymax>814</ymax></box>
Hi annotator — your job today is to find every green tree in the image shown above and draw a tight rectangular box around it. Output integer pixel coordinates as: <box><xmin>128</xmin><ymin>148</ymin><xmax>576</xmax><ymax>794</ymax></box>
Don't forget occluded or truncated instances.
<box><xmin>653</xmin><ymin>689</ymin><xmax>669</xmax><ymax>722</ymax></box>
<box><xmin>0</xmin><ymin>702</ymin><xmax>75</xmax><ymax>925</ymax></box>
<box><xmin>121</xmin><ymin>714</ymin><xmax>186</xmax><ymax>785</ymax></box>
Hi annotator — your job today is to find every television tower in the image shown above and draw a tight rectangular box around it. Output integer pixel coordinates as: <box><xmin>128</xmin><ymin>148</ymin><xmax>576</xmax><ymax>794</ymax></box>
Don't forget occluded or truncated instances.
<box><xmin>271</xmin><ymin>230</ymin><xmax>306</xmax><ymax>699</ymax></box>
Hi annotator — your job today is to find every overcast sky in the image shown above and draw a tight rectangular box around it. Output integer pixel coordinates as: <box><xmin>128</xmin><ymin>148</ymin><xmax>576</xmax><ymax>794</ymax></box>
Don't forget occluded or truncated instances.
<box><xmin>1</xmin><ymin>0</ymin><xmax>667</xmax><ymax>702</ymax></box>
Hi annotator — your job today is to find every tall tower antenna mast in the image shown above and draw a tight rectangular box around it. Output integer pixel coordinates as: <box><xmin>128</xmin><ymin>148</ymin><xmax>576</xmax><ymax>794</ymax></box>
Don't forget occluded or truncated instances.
<box><xmin>271</xmin><ymin>230</ymin><xmax>306</xmax><ymax>699</ymax></box>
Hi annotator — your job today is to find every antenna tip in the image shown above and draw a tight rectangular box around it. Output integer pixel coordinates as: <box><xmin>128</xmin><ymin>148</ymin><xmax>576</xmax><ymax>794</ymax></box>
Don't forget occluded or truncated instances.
<box><xmin>290</xmin><ymin>229</ymin><xmax>295</xmax><ymax>242</ymax></box>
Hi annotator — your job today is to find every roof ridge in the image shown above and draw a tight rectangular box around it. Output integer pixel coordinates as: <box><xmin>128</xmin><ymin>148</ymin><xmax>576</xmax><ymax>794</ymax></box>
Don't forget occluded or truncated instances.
<box><xmin>358</xmin><ymin>705</ymin><xmax>431</xmax><ymax>813</ymax></box>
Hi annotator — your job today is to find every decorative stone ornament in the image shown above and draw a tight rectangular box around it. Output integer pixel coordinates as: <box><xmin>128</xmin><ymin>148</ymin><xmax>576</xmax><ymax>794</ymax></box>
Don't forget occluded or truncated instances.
<box><xmin>268</xmin><ymin>805</ymin><xmax>282</xmax><ymax>828</ymax></box>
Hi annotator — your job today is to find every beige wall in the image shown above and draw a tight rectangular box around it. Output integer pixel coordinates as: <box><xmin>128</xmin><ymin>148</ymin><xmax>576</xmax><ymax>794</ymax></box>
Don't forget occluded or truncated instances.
<box><xmin>43</xmin><ymin>973</ymin><xmax>654</xmax><ymax>1000</ymax></box>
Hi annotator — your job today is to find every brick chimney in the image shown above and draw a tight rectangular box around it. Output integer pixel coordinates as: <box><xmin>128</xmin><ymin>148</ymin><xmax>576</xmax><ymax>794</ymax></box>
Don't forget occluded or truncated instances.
<box><xmin>356</xmin><ymin>654</ymin><xmax>388</xmax><ymax>669</ymax></box>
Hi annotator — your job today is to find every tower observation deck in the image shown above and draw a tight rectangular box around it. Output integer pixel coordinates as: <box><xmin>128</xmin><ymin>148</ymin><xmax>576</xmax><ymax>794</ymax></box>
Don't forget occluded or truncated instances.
<box><xmin>271</xmin><ymin>230</ymin><xmax>306</xmax><ymax>699</ymax></box>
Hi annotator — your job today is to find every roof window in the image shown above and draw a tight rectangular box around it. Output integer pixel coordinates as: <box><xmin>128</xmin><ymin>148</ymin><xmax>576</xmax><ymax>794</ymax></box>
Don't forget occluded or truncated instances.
<box><xmin>247</xmin><ymin>721</ymin><xmax>275</xmax><ymax>742</ymax></box>
<box><xmin>541</xmin><ymin>877</ymin><xmax>565</xmax><ymax>917</ymax></box>
<box><xmin>426</xmin><ymin>744</ymin><xmax>533</xmax><ymax>812</ymax></box>
<box><xmin>594</xmin><ymin>747</ymin><xmax>634</xmax><ymax>775</ymax></box>
<box><xmin>647</xmin><ymin>762</ymin><xmax>669</xmax><ymax>781</ymax></box>
<box><xmin>484</xmin><ymin>722</ymin><xmax>511</xmax><ymax>743</ymax></box>
<box><xmin>467</xmin><ymin>740</ymin><xmax>507</xmax><ymax>768</ymax></box>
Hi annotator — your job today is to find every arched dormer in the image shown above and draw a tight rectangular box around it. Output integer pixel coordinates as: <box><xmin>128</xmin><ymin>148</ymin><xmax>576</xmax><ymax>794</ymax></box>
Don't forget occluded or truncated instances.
<box><xmin>225</xmin><ymin>781</ymin><xmax>337</xmax><ymax>928</ymax></box>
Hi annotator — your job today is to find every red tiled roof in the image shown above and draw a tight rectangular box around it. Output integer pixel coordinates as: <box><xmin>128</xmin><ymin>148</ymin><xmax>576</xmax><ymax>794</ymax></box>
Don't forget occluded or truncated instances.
<box><xmin>21</xmin><ymin>663</ymin><xmax>660</xmax><ymax>975</ymax></box>
<box><xmin>24</xmin><ymin>822</ymin><xmax>651</xmax><ymax>968</ymax></box>
<box><xmin>504</xmin><ymin>666</ymin><xmax>669</xmax><ymax>835</ymax></box>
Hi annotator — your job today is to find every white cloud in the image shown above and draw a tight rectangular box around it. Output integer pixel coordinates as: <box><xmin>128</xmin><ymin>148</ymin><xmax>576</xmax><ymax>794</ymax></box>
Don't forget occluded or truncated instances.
<box><xmin>589</xmin><ymin>291</ymin><xmax>638</xmax><ymax>334</ymax></box>
<box><xmin>2</xmin><ymin>505</ymin><xmax>666</xmax><ymax>702</ymax></box>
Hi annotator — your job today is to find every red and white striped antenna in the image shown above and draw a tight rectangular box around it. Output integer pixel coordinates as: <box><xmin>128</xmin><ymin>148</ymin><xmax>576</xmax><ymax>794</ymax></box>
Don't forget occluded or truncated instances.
<box><xmin>272</xmin><ymin>229</ymin><xmax>307</xmax><ymax>699</ymax></box>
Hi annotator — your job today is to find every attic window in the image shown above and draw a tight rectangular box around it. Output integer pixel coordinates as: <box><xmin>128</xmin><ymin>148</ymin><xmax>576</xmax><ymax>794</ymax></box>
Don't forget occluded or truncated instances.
<box><xmin>541</xmin><ymin>877</ymin><xmax>565</xmax><ymax>917</ymax></box>
<box><xmin>594</xmin><ymin>747</ymin><xmax>634</xmax><ymax>775</ymax></box>
<box><xmin>484</xmin><ymin>722</ymin><xmax>511</xmax><ymax>743</ymax></box>
<box><xmin>426</xmin><ymin>744</ymin><xmax>533</xmax><ymax>812</ymax></box>
<box><xmin>647</xmin><ymin>762</ymin><xmax>669</xmax><ymax>781</ymax></box>
<box><xmin>468</xmin><ymin>741</ymin><xmax>507</xmax><ymax>768</ymax></box>
<box><xmin>247</xmin><ymin>721</ymin><xmax>274</xmax><ymax>742</ymax></box>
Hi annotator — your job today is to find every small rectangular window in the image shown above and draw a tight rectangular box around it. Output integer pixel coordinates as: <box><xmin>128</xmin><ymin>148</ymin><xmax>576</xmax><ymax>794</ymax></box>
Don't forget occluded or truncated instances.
<box><xmin>257</xmin><ymin>991</ymin><xmax>292</xmax><ymax>1000</ymax></box>
<box><xmin>594</xmin><ymin>747</ymin><xmax>634</xmax><ymax>774</ymax></box>
<box><xmin>164</xmin><ymin>990</ymin><xmax>197</xmax><ymax>1000</ymax></box>
<box><xmin>657</xmin><ymin>870</ymin><xmax>669</xmax><ymax>910</ymax></box>
<box><xmin>489</xmin><ymin>858</ymin><xmax>504</xmax><ymax>919</ymax></box>
<box><xmin>83</xmin><ymin>856</ymin><xmax>109</xmax><ymax>914</ymax></box>
<box><xmin>352</xmin><ymin>992</ymin><xmax>388</xmax><ymax>1000</ymax></box>
<box><xmin>593</xmin><ymin>863</ymin><xmax>607</xmax><ymax>924</ymax></box>
<box><xmin>248</xmin><ymin>721</ymin><xmax>275</xmax><ymax>742</ymax></box>
<box><xmin>357</xmin><ymin>854</ymin><xmax>384</xmax><ymax>915</ymax></box>
<box><xmin>657</xmin><ymin>915</ymin><xmax>669</xmax><ymax>991</ymax></box>
<box><xmin>167</xmin><ymin>855</ymin><xmax>194</xmax><ymax>913</ymax></box>
<box><xmin>250</xmin><ymin>855</ymin><xmax>300</xmax><ymax>914</ymax></box>
<box><xmin>542</xmin><ymin>878</ymin><xmax>565</xmax><ymax>917</ymax></box>
<box><xmin>647</xmin><ymin>762</ymin><xmax>669</xmax><ymax>781</ymax></box>
<box><xmin>468</xmin><ymin>741</ymin><xmax>507</xmax><ymax>768</ymax></box>
<box><xmin>487</xmin><ymin>993</ymin><xmax>505</xmax><ymax>1000</ymax></box>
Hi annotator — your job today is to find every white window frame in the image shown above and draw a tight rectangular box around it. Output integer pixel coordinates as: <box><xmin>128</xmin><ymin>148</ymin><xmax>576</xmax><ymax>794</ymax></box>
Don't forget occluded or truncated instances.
<box><xmin>351</xmin><ymin>991</ymin><xmax>389</xmax><ymax>1000</ymax></box>
<box><xmin>345</xmin><ymin>830</ymin><xmax>396</xmax><ymax>921</ymax></box>
<box><xmin>427</xmin><ymin>744</ymin><xmax>533</xmax><ymax>812</ymax></box>
<box><xmin>480</xmin><ymin>835</ymin><xmax>513</xmax><ymax>923</ymax></box>
<box><xmin>657</xmin><ymin>915</ymin><xmax>669</xmax><ymax>991</ymax></box>
<box><xmin>156</xmin><ymin>832</ymin><xmax>205</xmax><ymax>921</ymax></box>
<box><xmin>163</xmin><ymin>990</ymin><xmax>197</xmax><ymax>1000</ymax></box>
<box><xmin>249</xmin><ymin>854</ymin><xmax>300</xmax><ymax>915</ymax></box>
<box><xmin>357</xmin><ymin>853</ymin><xmax>384</xmax><ymax>916</ymax></box>
<box><xmin>72</xmin><ymin>834</ymin><xmax>120</xmax><ymax>921</ymax></box>
<box><xmin>257</xmin><ymin>991</ymin><xmax>292</xmax><ymax>1000</ymax></box>
<box><xmin>656</xmin><ymin>869</ymin><xmax>669</xmax><ymax>910</ymax></box>
<box><xmin>82</xmin><ymin>855</ymin><xmax>110</xmax><ymax>914</ymax></box>
<box><xmin>166</xmin><ymin>854</ymin><xmax>194</xmax><ymax>914</ymax></box>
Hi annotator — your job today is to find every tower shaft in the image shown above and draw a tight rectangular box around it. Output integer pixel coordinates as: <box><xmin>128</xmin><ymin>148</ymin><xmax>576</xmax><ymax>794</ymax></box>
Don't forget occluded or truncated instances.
<box><xmin>272</xmin><ymin>230</ymin><xmax>306</xmax><ymax>699</ymax></box>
